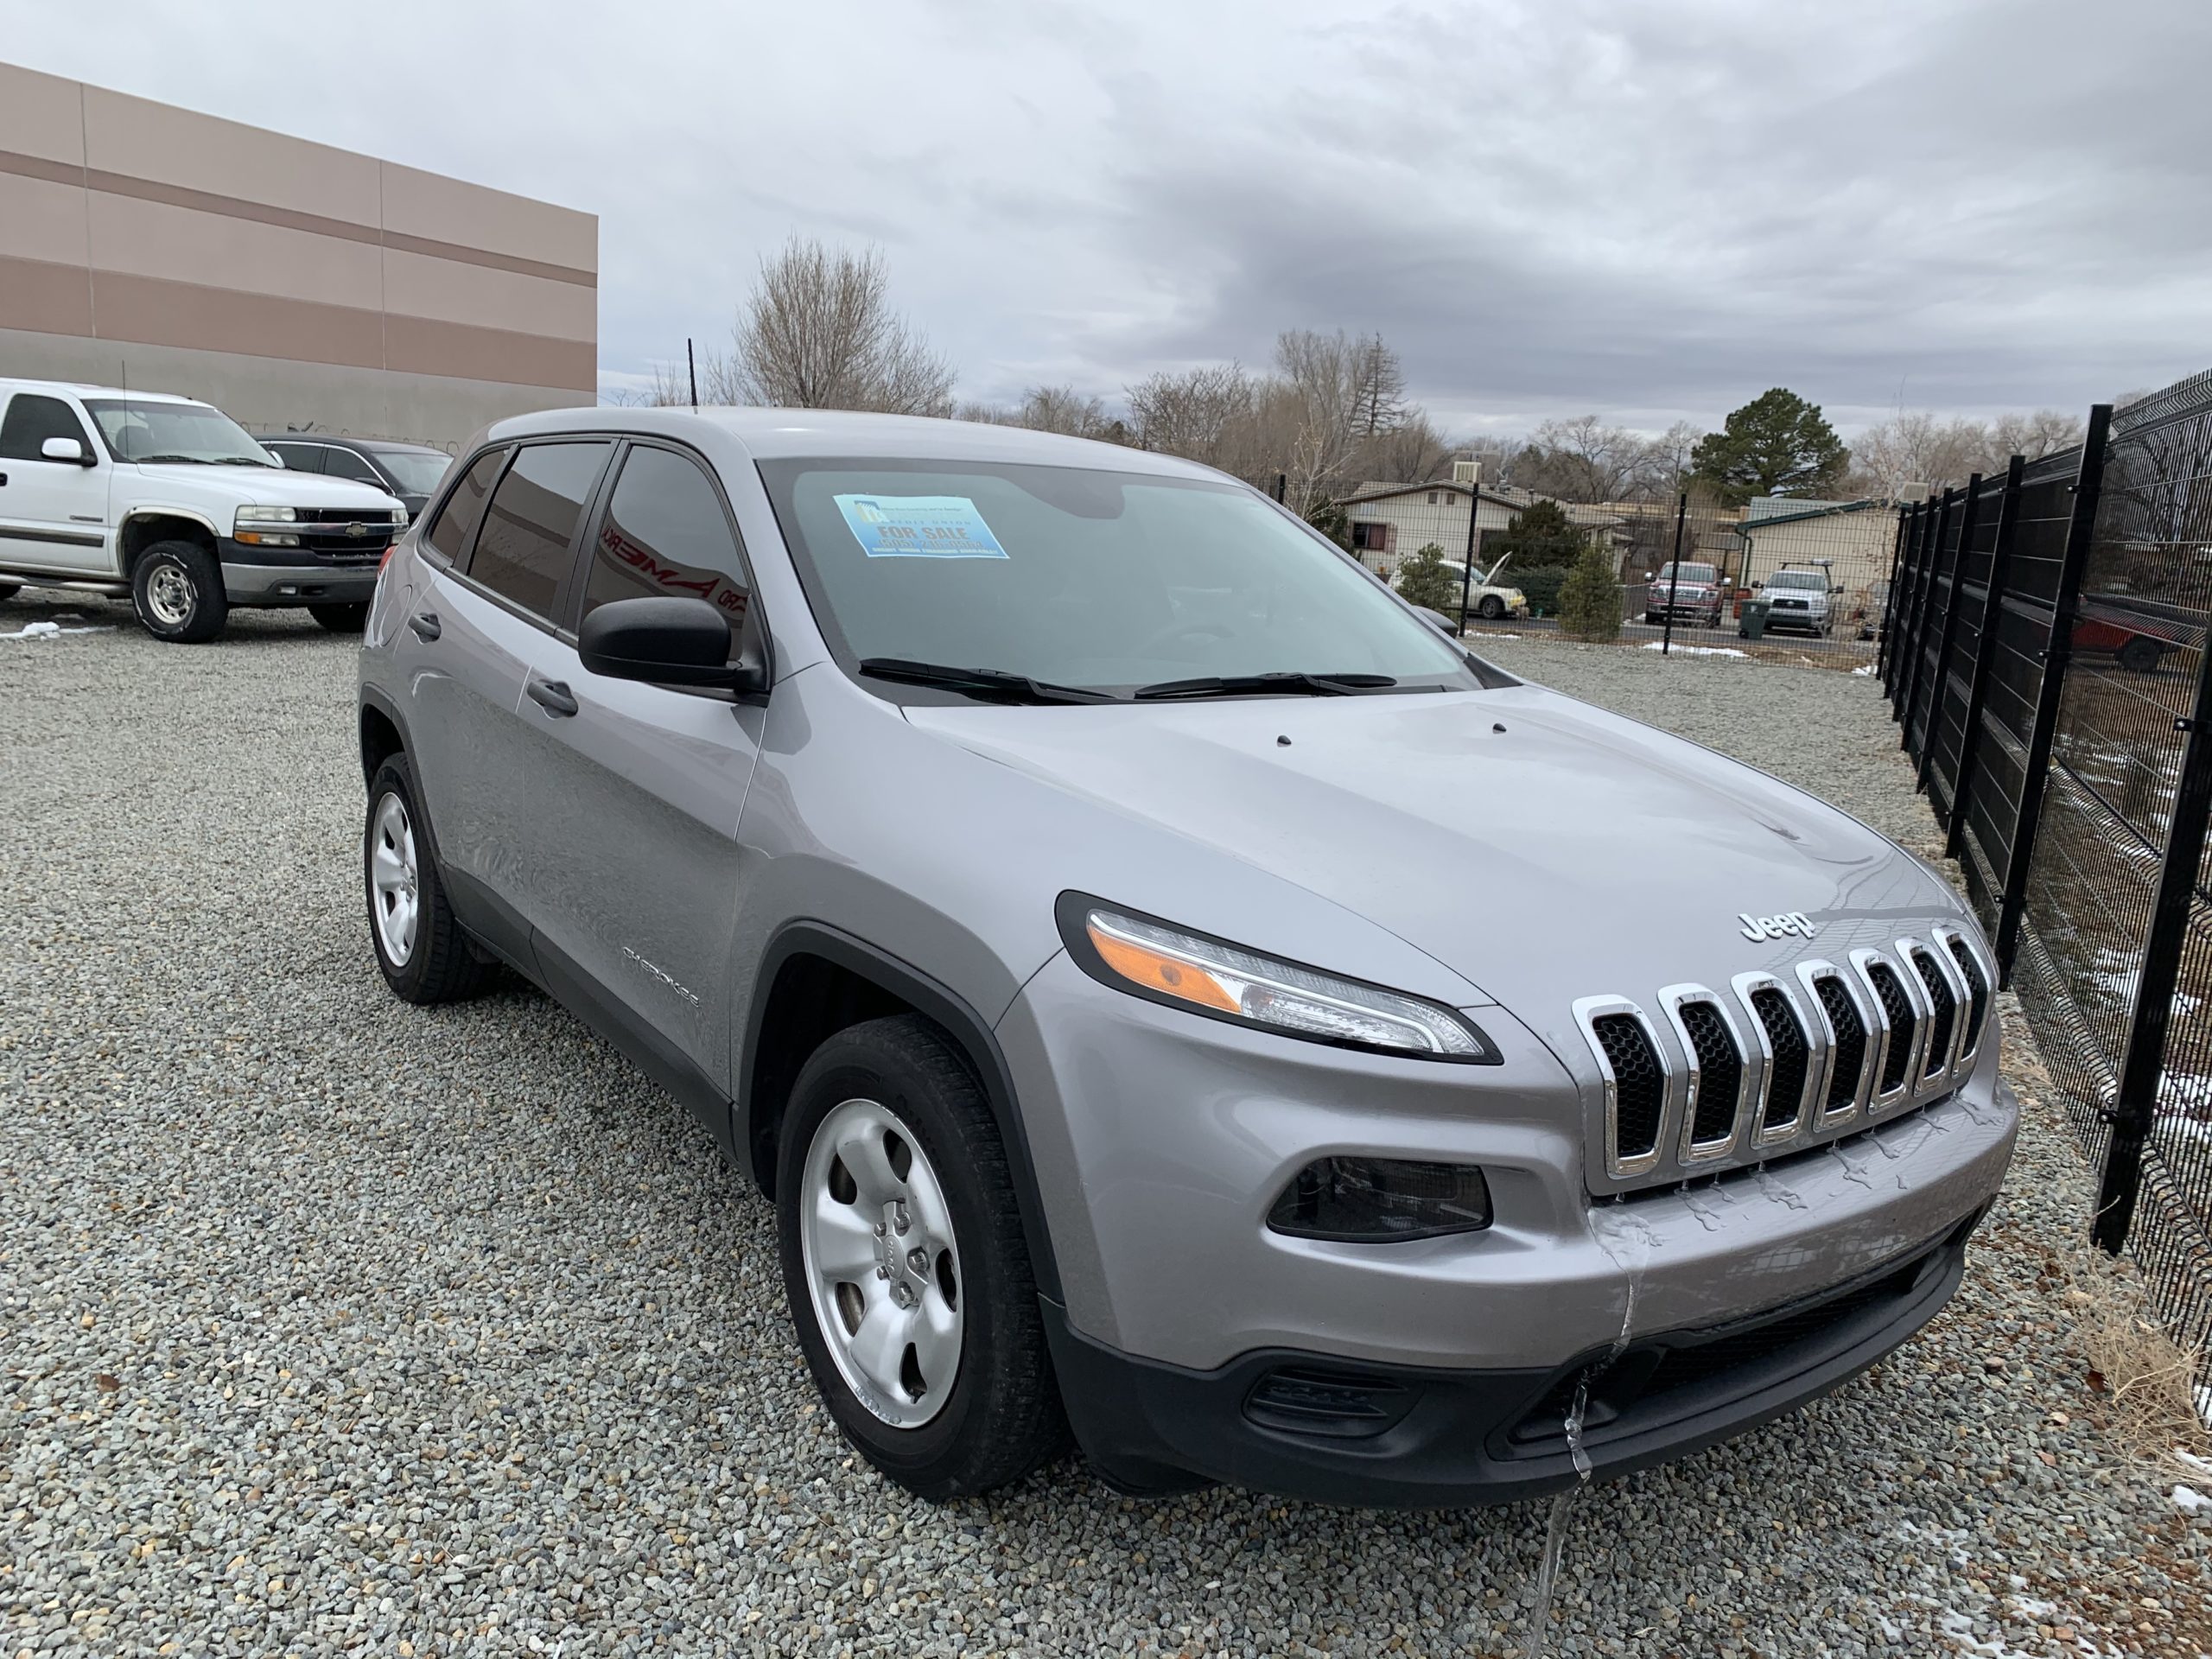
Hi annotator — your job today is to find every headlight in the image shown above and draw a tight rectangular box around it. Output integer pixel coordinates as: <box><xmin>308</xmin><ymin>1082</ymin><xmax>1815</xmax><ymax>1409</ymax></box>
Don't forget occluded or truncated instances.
<box><xmin>391</xmin><ymin>507</ymin><xmax>410</xmax><ymax>527</ymax></box>
<box><xmin>1061</xmin><ymin>898</ymin><xmax>1497</xmax><ymax>1061</ymax></box>
<box><xmin>235</xmin><ymin>505</ymin><xmax>297</xmax><ymax>525</ymax></box>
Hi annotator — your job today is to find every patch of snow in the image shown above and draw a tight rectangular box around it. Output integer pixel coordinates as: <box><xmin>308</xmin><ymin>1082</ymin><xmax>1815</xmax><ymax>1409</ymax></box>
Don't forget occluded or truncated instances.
<box><xmin>3</xmin><ymin>620</ymin><xmax>112</xmax><ymax>640</ymax></box>
<box><xmin>1853</xmin><ymin>663</ymin><xmax>1877</xmax><ymax>676</ymax></box>
<box><xmin>2172</xmin><ymin>1483</ymin><xmax>2208</xmax><ymax>1513</ymax></box>
<box><xmin>2174</xmin><ymin>1447</ymin><xmax>2212</xmax><ymax>1475</ymax></box>
<box><xmin>2008</xmin><ymin>1594</ymin><xmax>2057</xmax><ymax>1620</ymax></box>
<box><xmin>1640</xmin><ymin>642</ymin><xmax>1748</xmax><ymax>658</ymax></box>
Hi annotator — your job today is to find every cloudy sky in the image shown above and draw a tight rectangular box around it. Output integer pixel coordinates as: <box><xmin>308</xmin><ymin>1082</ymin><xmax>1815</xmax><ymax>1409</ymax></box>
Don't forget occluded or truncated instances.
<box><xmin>6</xmin><ymin>0</ymin><xmax>2207</xmax><ymax>438</ymax></box>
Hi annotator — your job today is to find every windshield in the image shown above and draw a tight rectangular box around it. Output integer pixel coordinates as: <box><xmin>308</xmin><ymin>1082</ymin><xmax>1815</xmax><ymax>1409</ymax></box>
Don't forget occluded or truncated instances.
<box><xmin>1656</xmin><ymin>563</ymin><xmax>1717</xmax><ymax>584</ymax></box>
<box><xmin>372</xmin><ymin>449</ymin><xmax>454</xmax><ymax>494</ymax></box>
<box><xmin>1767</xmin><ymin>570</ymin><xmax>1826</xmax><ymax>590</ymax></box>
<box><xmin>759</xmin><ymin>459</ymin><xmax>1481</xmax><ymax>698</ymax></box>
<box><xmin>85</xmin><ymin>398</ymin><xmax>276</xmax><ymax>466</ymax></box>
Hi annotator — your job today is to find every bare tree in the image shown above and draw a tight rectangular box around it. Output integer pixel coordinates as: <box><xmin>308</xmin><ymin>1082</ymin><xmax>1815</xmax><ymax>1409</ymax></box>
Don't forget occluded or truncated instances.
<box><xmin>1646</xmin><ymin>420</ymin><xmax>1706</xmax><ymax>497</ymax></box>
<box><xmin>1125</xmin><ymin>363</ymin><xmax>1256</xmax><ymax>471</ymax></box>
<box><xmin>1848</xmin><ymin>411</ymin><xmax>1988</xmax><ymax>497</ymax></box>
<box><xmin>1354</xmin><ymin>408</ymin><xmax>1454</xmax><ymax>483</ymax></box>
<box><xmin>1267</xmin><ymin>328</ymin><xmax>1367</xmax><ymax>511</ymax></box>
<box><xmin>1986</xmin><ymin>409</ymin><xmax>2086</xmax><ymax>464</ymax></box>
<box><xmin>714</xmin><ymin>236</ymin><xmax>957</xmax><ymax>416</ymax></box>
<box><xmin>1351</xmin><ymin>334</ymin><xmax>1408</xmax><ymax>437</ymax></box>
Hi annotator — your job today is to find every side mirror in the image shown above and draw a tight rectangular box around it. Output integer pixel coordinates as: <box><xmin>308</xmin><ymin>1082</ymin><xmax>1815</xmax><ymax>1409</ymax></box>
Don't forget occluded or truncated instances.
<box><xmin>1643</xmin><ymin>571</ymin><xmax>1656</xmax><ymax>581</ymax></box>
<box><xmin>41</xmin><ymin>436</ymin><xmax>88</xmax><ymax>465</ymax></box>
<box><xmin>1415</xmin><ymin>606</ymin><xmax>1459</xmax><ymax>638</ymax></box>
<box><xmin>579</xmin><ymin>595</ymin><xmax>767</xmax><ymax>695</ymax></box>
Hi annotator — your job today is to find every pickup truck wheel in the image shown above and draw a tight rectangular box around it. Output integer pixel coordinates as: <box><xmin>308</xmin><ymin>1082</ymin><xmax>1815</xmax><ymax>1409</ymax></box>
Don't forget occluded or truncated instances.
<box><xmin>779</xmin><ymin>1014</ymin><xmax>1065</xmax><ymax>1499</ymax></box>
<box><xmin>311</xmin><ymin>601</ymin><xmax>371</xmax><ymax>633</ymax></box>
<box><xmin>364</xmin><ymin>755</ymin><xmax>490</xmax><ymax>1003</ymax></box>
<box><xmin>130</xmin><ymin>540</ymin><xmax>228</xmax><ymax>643</ymax></box>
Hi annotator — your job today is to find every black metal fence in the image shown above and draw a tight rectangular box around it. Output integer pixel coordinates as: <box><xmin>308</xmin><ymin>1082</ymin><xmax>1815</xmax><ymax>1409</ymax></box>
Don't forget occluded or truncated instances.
<box><xmin>1885</xmin><ymin>367</ymin><xmax>2212</xmax><ymax>1366</ymax></box>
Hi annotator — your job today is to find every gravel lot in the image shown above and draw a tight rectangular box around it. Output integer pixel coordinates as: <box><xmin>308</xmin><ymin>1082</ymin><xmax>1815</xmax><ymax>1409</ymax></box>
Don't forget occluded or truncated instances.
<box><xmin>3</xmin><ymin>599</ymin><xmax>2206</xmax><ymax>1657</ymax></box>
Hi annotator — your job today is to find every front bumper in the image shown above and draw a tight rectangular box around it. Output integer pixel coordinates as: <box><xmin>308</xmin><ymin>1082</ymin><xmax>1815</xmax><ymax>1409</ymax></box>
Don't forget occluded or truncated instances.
<box><xmin>220</xmin><ymin>538</ymin><xmax>381</xmax><ymax>606</ymax></box>
<box><xmin>1046</xmin><ymin>1201</ymin><xmax>1985</xmax><ymax>1507</ymax></box>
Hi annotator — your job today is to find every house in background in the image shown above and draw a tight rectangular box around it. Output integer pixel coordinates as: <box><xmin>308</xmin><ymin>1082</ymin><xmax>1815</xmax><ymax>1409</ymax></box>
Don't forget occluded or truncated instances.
<box><xmin>1338</xmin><ymin>464</ymin><xmax>1624</xmax><ymax>577</ymax></box>
<box><xmin>1734</xmin><ymin>498</ymin><xmax>1898</xmax><ymax>609</ymax></box>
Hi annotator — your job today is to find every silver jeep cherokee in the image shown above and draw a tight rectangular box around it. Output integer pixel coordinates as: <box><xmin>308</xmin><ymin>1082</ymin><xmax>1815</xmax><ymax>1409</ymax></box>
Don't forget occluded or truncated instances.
<box><xmin>356</xmin><ymin>408</ymin><xmax>2017</xmax><ymax>1507</ymax></box>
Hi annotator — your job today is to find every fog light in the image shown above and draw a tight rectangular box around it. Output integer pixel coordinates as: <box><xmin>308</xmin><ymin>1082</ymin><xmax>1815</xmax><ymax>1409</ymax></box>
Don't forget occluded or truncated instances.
<box><xmin>1268</xmin><ymin>1157</ymin><xmax>1491</xmax><ymax>1242</ymax></box>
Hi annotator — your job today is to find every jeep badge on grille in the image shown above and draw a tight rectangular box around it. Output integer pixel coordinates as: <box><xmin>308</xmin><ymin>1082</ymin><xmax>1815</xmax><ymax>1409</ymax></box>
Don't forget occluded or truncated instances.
<box><xmin>1740</xmin><ymin>911</ymin><xmax>1816</xmax><ymax>942</ymax></box>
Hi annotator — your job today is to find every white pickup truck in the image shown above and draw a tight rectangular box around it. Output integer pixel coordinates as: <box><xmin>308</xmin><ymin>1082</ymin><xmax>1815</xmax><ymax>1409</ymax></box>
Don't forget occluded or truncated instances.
<box><xmin>0</xmin><ymin>377</ymin><xmax>408</xmax><ymax>642</ymax></box>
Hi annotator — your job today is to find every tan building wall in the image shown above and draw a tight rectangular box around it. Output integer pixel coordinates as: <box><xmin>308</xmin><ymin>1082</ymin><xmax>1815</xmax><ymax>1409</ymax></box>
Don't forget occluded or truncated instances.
<box><xmin>0</xmin><ymin>61</ymin><xmax>596</xmax><ymax>450</ymax></box>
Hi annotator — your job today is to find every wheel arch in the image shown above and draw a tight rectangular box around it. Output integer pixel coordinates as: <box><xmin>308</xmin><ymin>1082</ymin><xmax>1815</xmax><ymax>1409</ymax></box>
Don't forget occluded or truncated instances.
<box><xmin>118</xmin><ymin>508</ymin><xmax>222</xmax><ymax>576</ymax></box>
<box><xmin>359</xmin><ymin>687</ymin><xmax>409</xmax><ymax>788</ymax></box>
<box><xmin>740</xmin><ymin>920</ymin><xmax>1063</xmax><ymax>1301</ymax></box>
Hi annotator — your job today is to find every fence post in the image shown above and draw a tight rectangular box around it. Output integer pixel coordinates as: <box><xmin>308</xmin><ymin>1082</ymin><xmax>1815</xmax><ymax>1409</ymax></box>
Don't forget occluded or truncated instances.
<box><xmin>1886</xmin><ymin>503</ymin><xmax>1925</xmax><ymax>716</ymax></box>
<box><xmin>1945</xmin><ymin>457</ymin><xmax>2025</xmax><ymax>861</ymax></box>
<box><xmin>2093</xmin><ymin>632</ymin><xmax>2212</xmax><ymax>1251</ymax></box>
<box><xmin>1898</xmin><ymin>487</ymin><xmax>1955</xmax><ymax>755</ymax></box>
<box><xmin>1877</xmin><ymin>505</ymin><xmax>1910</xmax><ymax>681</ymax></box>
<box><xmin>1993</xmin><ymin>403</ymin><xmax>2113</xmax><ymax>986</ymax></box>
<box><xmin>1916</xmin><ymin>474</ymin><xmax>1983</xmax><ymax>793</ymax></box>
<box><xmin>1893</xmin><ymin>499</ymin><xmax>1938</xmax><ymax>724</ymax></box>
<box><xmin>1659</xmin><ymin>493</ymin><xmax>1687</xmax><ymax>657</ymax></box>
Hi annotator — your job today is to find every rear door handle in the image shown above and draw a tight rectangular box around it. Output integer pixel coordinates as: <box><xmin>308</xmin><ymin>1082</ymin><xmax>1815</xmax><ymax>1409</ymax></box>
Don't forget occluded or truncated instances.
<box><xmin>408</xmin><ymin>611</ymin><xmax>442</xmax><ymax>641</ymax></box>
<box><xmin>526</xmin><ymin>677</ymin><xmax>578</xmax><ymax>718</ymax></box>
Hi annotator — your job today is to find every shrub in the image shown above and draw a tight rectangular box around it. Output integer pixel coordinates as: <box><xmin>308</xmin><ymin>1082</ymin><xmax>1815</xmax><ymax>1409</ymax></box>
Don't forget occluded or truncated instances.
<box><xmin>1517</xmin><ymin>566</ymin><xmax>1570</xmax><ymax>616</ymax></box>
<box><xmin>1495</xmin><ymin>500</ymin><xmax>1586</xmax><ymax>569</ymax></box>
<box><xmin>1395</xmin><ymin>543</ymin><xmax>1463</xmax><ymax>614</ymax></box>
<box><xmin>1558</xmin><ymin>540</ymin><xmax>1624</xmax><ymax>640</ymax></box>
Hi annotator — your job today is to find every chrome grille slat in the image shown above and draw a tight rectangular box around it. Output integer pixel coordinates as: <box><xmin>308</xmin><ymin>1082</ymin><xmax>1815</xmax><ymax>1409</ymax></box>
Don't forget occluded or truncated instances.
<box><xmin>1936</xmin><ymin>926</ymin><xmax>1991</xmax><ymax>1064</ymax></box>
<box><xmin>1734</xmin><ymin>972</ymin><xmax>1815</xmax><ymax>1144</ymax></box>
<box><xmin>1658</xmin><ymin>984</ymin><xmax>1751</xmax><ymax>1164</ymax></box>
<box><xmin>1573</xmin><ymin>996</ymin><xmax>1670</xmax><ymax>1179</ymax></box>
<box><xmin>1797</xmin><ymin>961</ymin><xmax>1871</xmax><ymax>1127</ymax></box>
<box><xmin>1853</xmin><ymin>949</ymin><xmax>1920</xmax><ymax>1108</ymax></box>
<box><xmin>1905</xmin><ymin>940</ymin><xmax>1964</xmax><ymax>1086</ymax></box>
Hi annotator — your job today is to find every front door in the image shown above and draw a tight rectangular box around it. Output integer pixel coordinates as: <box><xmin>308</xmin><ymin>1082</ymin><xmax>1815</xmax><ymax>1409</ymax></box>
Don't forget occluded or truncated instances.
<box><xmin>503</xmin><ymin>439</ymin><xmax>766</xmax><ymax>1095</ymax></box>
<box><xmin>0</xmin><ymin>392</ymin><xmax>109</xmax><ymax>575</ymax></box>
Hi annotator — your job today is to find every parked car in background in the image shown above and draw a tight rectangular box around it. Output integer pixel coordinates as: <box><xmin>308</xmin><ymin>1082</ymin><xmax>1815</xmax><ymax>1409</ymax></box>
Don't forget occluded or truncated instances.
<box><xmin>1643</xmin><ymin>560</ymin><xmax>1725</xmax><ymax>627</ymax></box>
<box><xmin>2073</xmin><ymin>608</ymin><xmax>2185</xmax><ymax>675</ymax></box>
<box><xmin>1396</xmin><ymin>550</ymin><xmax>1529</xmax><ymax>620</ymax></box>
<box><xmin>1751</xmin><ymin>567</ymin><xmax>1836</xmax><ymax>638</ymax></box>
<box><xmin>255</xmin><ymin>433</ymin><xmax>454</xmax><ymax>523</ymax></box>
<box><xmin>0</xmin><ymin>378</ymin><xmax>408</xmax><ymax>641</ymax></box>
<box><xmin>1858</xmin><ymin>579</ymin><xmax>1891</xmax><ymax>643</ymax></box>
<box><xmin>358</xmin><ymin>406</ymin><xmax>2016</xmax><ymax>1509</ymax></box>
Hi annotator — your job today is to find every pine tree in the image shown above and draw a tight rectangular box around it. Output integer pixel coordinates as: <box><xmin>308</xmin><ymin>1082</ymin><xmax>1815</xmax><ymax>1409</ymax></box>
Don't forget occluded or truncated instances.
<box><xmin>1690</xmin><ymin>389</ymin><xmax>1849</xmax><ymax>505</ymax></box>
<box><xmin>1494</xmin><ymin>499</ymin><xmax>1585</xmax><ymax>569</ymax></box>
<box><xmin>1395</xmin><ymin>543</ymin><xmax>1463</xmax><ymax>614</ymax></box>
<box><xmin>1558</xmin><ymin>539</ymin><xmax>1623</xmax><ymax>640</ymax></box>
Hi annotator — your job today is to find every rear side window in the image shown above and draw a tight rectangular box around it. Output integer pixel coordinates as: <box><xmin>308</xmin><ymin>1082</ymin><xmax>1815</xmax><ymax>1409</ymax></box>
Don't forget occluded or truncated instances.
<box><xmin>582</xmin><ymin>446</ymin><xmax>751</xmax><ymax>638</ymax></box>
<box><xmin>423</xmin><ymin>448</ymin><xmax>507</xmax><ymax>565</ymax></box>
<box><xmin>267</xmin><ymin>442</ymin><xmax>326</xmax><ymax>473</ymax></box>
<box><xmin>467</xmin><ymin>442</ymin><xmax>610</xmax><ymax>621</ymax></box>
<box><xmin>0</xmin><ymin>394</ymin><xmax>93</xmax><ymax>462</ymax></box>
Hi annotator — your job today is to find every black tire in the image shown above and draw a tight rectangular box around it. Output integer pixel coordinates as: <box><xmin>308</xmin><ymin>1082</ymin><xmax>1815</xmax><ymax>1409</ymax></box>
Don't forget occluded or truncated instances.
<box><xmin>364</xmin><ymin>754</ymin><xmax>491</xmax><ymax>1004</ymax></box>
<box><xmin>0</xmin><ymin>582</ymin><xmax>19</xmax><ymax>603</ymax></box>
<box><xmin>1477</xmin><ymin>594</ymin><xmax>1505</xmax><ymax>620</ymax></box>
<box><xmin>778</xmin><ymin>1014</ymin><xmax>1066</xmax><ymax>1499</ymax></box>
<box><xmin>130</xmin><ymin>538</ymin><xmax>228</xmax><ymax>643</ymax></box>
<box><xmin>1643</xmin><ymin>612</ymin><xmax>1660</xmax><ymax>626</ymax></box>
<box><xmin>2120</xmin><ymin>635</ymin><xmax>2164</xmax><ymax>674</ymax></box>
<box><xmin>311</xmin><ymin>601</ymin><xmax>371</xmax><ymax>632</ymax></box>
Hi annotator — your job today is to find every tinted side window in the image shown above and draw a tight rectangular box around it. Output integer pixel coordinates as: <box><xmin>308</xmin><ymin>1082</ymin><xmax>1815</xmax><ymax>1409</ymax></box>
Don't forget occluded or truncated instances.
<box><xmin>323</xmin><ymin>448</ymin><xmax>382</xmax><ymax>486</ymax></box>
<box><xmin>469</xmin><ymin>442</ymin><xmax>609</xmax><ymax>620</ymax></box>
<box><xmin>582</xmin><ymin>447</ymin><xmax>751</xmax><ymax>640</ymax></box>
<box><xmin>267</xmin><ymin>442</ymin><xmax>325</xmax><ymax>473</ymax></box>
<box><xmin>423</xmin><ymin>448</ymin><xmax>507</xmax><ymax>565</ymax></box>
<box><xmin>0</xmin><ymin>394</ymin><xmax>93</xmax><ymax>462</ymax></box>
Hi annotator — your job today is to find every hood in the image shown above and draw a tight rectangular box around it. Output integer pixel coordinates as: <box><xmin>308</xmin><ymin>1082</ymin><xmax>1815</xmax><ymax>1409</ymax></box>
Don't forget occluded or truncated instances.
<box><xmin>124</xmin><ymin>462</ymin><xmax>404</xmax><ymax>513</ymax></box>
<box><xmin>903</xmin><ymin>683</ymin><xmax>1963</xmax><ymax>1036</ymax></box>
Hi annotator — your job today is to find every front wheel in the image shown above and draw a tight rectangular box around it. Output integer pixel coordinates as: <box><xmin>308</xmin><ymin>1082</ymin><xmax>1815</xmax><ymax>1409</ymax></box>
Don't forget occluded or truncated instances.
<box><xmin>2120</xmin><ymin>636</ymin><xmax>2164</xmax><ymax>674</ymax></box>
<box><xmin>1477</xmin><ymin>594</ymin><xmax>1505</xmax><ymax>620</ymax></box>
<box><xmin>0</xmin><ymin>582</ymin><xmax>19</xmax><ymax>603</ymax></box>
<box><xmin>779</xmin><ymin>1014</ymin><xmax>1065</xmax><ymax>1499</ymax></box>
<box><xmin>311</xmin><ymin>601</ymin><xmax>371</xmax><ymax>632</ymax></box>
<box><xmin>131</xmin><ymin>540</ymin><xmax>228</xmax><ymax>643</ymax></box>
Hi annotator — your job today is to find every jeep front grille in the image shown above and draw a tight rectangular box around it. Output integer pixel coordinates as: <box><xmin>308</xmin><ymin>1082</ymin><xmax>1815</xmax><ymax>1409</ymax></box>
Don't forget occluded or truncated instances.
<box><xmin>1574</xmin><ymin>936</ymin><xmax>1986</xmax><ymax>1186</ymax></box>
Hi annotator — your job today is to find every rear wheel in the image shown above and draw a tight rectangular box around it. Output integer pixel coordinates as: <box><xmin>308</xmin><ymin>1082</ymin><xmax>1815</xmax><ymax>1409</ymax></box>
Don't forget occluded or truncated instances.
<box><xmin>779</xmin><ymin>1014</ymin><xmax>1065</xmax><ymax>1499</ymax></box>
<box><xmin>130</xmin><ymin>539</ymin><xmax>227</xmax><ymax>643</ymax></box>
<box><xmin>2120</xmin><ymin>635</ymin><xmax>2164</xmax><ymax>674</ymax></box>
<box><xmin>0</xmin><ymin>582</ymin><xmax>19</xmax><ymax>603</ymax></box>
<box><xmin>364</xmin><ymin>754</ymin><xmax>490</xmax><ymax>1004</ymax></box>
<box><xmin>311</xmin><ymin>601</ymin><xmax>371</xmax><ymax>632</ymax></box>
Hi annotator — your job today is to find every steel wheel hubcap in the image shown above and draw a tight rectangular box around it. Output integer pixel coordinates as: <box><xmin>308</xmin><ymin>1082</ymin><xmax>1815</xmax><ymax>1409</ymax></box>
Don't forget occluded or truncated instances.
<box><xmin>369</xmin><ymin>791</ymin><xmax>420</xmax><ymax>967</ymax></box>
<box><xmin>145</xmin><ymin>563</ymin><xmax>194</xmax><ymax>626</ymax></box>
<box><xmin>800</xmin><ymin>1097</ymin><xmax>963</xmax><ymax>1427</ymax></box>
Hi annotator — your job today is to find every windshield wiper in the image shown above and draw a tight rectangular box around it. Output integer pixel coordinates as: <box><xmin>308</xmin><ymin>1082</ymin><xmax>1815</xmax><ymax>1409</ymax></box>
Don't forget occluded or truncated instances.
<box><xmin>1133</xmin><ymin>671</ymin><xmax>1398</xmax><ymax>701</ymax></box>
<box><xmin>209</xmin><ymin>455</ymin><xmax>276</xmax><ymax>466</ymax></box>
<box><xmin>857</xmin><ymin>658</ymin><xmax>1116</xmax><ymax>705</ymax></box>
<box><xmin>129</xmin><ymin>453</ymin><xmax>204</xmax><ymax>465</ymax></box>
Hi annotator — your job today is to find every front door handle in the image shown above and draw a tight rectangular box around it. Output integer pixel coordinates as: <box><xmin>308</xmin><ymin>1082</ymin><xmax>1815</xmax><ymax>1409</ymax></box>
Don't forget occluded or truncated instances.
<box><xmin>408</xmin><ymin>611</ymin><xmax>441</xmax><ymax>641</ymax></box>
<box><xmin>526</xmin><ymin>677</ymin><xmax>578</xmax><ymax>718</ymax></box>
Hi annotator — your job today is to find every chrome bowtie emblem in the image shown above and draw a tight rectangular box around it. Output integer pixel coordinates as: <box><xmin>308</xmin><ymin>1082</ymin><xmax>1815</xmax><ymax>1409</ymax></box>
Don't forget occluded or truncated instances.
<box><xmin>345</xmin><ymin>521</ymin><xmax>367</xmax><ymax>538</ymax></box>
<box><xmin>1741</xmin><ymin>911</ymin><xmax>1816</xmax><ymax>943</ymax></box>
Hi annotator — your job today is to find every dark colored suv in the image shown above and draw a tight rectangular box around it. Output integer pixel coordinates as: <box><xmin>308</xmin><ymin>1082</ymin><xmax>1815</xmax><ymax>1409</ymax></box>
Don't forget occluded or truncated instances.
<box><xmin>256</xmin><ymin>434</ymin><xmax>454</xmax><ymax>522</ymax></box>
